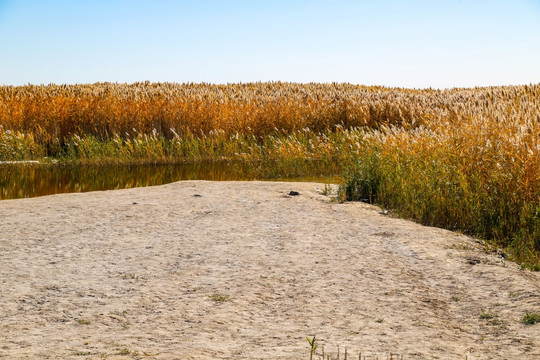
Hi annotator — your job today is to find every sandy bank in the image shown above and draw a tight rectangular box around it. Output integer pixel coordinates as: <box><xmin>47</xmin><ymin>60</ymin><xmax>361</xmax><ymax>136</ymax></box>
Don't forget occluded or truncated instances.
<box><xmin>0</xmin><ymin>181</ymin><xmax>539</xmax><ymax>359</ymax></box>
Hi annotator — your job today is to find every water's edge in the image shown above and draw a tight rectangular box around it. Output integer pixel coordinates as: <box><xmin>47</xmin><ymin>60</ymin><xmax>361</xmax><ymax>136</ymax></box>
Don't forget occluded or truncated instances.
<box><xmin>0</xmin><ymin>161</ymin><xmax>342</xmax><ymax>200</ymax></box>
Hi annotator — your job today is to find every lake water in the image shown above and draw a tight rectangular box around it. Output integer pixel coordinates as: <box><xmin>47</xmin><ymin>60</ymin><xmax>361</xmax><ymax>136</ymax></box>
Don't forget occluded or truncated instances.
<box><xmin>0</xmin><ymin>161</ymin><xmax>342</xmax><ymax>200</ymax></box>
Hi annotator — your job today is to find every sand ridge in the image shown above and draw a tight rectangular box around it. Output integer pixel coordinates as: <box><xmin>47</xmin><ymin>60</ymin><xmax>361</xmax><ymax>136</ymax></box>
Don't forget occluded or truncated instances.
<box><xmin>0</xmin><ymin>181</ymin><xmax>539</xmax><ymax>359</ymax></box>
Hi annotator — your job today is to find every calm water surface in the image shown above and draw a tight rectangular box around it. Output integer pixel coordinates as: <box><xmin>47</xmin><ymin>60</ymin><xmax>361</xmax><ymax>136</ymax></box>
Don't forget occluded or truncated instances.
<box><xmin>0</xmin><ymin>161</ymin><xmax>342</xmax><ymax>200</ymax></box>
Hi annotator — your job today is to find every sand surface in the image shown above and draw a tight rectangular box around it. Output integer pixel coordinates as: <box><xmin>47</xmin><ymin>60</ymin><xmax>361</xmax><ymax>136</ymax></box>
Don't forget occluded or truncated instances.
<box><xmin>0</xmin><ymin>181</ymin><xmax>539</xmax><ymax>359</ymax></box>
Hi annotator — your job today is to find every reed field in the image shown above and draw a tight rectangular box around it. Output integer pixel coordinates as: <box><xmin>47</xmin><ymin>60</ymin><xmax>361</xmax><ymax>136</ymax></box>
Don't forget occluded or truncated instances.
<box><xmin>0</xmin><ymin>82</ymin><xmax>539</xmax><ymax>263</ymax></box>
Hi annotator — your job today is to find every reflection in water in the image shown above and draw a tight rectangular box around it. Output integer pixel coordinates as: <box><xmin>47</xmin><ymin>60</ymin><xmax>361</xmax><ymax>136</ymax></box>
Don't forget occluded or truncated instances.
<box><xmin>0</xmin><ymin>161</ymin><xmax>342</xmax><ymax>200</ymax></box>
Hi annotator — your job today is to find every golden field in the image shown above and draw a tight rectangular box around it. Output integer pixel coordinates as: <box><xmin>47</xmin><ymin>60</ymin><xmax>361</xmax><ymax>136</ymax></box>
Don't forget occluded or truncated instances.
<box><xmin>0</xmin><ymin>82</ymin><xmax>539</xmax><ymax>263</ymax></box>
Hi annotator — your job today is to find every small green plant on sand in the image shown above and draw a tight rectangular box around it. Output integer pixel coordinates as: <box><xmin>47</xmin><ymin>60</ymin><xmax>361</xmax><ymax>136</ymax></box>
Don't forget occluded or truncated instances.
<box><xmin>306</xmin><ymin>335</ymin><xmax>317</xmax><ymax>360</ymax></box>
<box><xmin>521</xmin><ymin>312</ymin><xmax>540</xmax><ymax>325</ymax></box>
<box><xmin>479</xmin><ymin>310</ymin><xmax>495</xmax><ymax>320</ymax></box>
<box><xmin>209</xmin><ymin>293</ymin><xmax>229</xmax><ymax>302</ymax></box>
<box><xmin>121</xmin><ymin>273</ymin><xmax>139</xmax><ymax>280</ymax></box>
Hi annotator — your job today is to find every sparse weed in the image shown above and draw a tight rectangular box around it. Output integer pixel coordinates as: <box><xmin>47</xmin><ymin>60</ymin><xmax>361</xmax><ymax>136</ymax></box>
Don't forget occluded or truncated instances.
<box><xmin>121</xmin><ymin>273</ymin><xmax>139</xmax><ymax>280</ymax></box>
<box><xmin>306</xmin><ymin>335</ymin><xmax>317</xmax><ymax>360</ymax></box>
<box><xmin>321</xmin><ymin>183</ymin><xmax>335</xmax><ymax>196</ymax></box>
<box><xmin>521</xmin><ymin>312</ymin><xmax>540</xmax><ymax>325</ymax></box>
<box><xmin>479</xmin><ymin>310</ymin><xmax>495</xmax><ymax>320</ymax></box>
<box><xmin>209</xmin><ymin>293</ymin><xmax>229</xmax><ymax>302</ymax></box>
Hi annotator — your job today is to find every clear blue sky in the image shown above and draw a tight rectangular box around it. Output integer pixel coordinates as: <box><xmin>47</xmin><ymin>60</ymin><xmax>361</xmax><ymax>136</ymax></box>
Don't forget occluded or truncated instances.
<box><xmin>0</xmin><ymin>0</ymin><xmax>539</xmax><ymax>88</ymax></box>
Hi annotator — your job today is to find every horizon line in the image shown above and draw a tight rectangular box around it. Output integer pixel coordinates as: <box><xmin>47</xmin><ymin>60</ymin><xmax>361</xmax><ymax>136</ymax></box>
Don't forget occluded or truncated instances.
<box><xmin>2</xmin><ymin>80</ymin><xmax>539</xmax><ymax>91</ymax></box>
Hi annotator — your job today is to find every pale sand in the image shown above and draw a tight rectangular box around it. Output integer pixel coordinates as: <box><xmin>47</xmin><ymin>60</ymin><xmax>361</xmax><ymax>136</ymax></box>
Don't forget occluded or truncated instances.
<box><xmin>0</xmin><ymin>181</ymin><xmax>539</xmax><ymax>359</ymax></box>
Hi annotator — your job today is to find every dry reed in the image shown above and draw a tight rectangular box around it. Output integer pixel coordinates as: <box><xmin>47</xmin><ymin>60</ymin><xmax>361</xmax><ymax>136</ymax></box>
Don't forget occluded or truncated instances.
<box><xmin>1</xmin><ymin>82</ymin><xmax>539</xmax><ymax>262</ymax></box>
